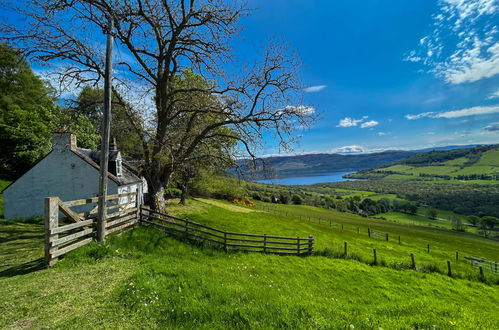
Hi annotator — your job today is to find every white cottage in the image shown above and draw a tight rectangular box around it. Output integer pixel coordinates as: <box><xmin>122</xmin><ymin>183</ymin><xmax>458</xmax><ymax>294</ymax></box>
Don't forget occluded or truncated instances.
<box><xmin>3</xmin><ymin>132</ymin><xmax>147</xmax><ymax>219</ymax></box>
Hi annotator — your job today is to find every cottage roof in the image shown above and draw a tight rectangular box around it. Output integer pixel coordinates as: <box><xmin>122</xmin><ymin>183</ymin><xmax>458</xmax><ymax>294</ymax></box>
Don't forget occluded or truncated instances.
<box><xmin>73</xmin><ymin>148</ymin><xmax>142</xmax><ymax>186</ymax></box>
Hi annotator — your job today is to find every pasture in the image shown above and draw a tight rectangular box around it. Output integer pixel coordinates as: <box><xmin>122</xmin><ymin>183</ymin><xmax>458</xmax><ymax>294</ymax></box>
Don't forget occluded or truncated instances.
<box><xmin>1</xmin><ymin>197</ymin><xmax>498</xmax><ymax>328</ymax></box>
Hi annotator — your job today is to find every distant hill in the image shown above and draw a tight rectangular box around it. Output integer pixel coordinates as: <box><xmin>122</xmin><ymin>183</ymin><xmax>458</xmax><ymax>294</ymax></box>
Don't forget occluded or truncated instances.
<box><xmin>347</xmin><ymin>144</ymin><xmax>499</xmax><ymax>181</ymax></box>
<box><xmin>413</xmin><ymin>144</ymin><xmax>479</xmax><ymax>153</ymax></box>
<box><xmin>238</xmin><ymin>151</ymin><xmax>415</xmax><ymax>179</ymax></box>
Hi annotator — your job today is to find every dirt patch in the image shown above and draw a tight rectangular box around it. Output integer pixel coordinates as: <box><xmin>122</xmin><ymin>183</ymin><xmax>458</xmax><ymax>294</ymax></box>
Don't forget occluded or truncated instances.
<box><xmin>196</xmin><ymin>198</ymin><xmax>259</xmax><ymax>213</ymax></box>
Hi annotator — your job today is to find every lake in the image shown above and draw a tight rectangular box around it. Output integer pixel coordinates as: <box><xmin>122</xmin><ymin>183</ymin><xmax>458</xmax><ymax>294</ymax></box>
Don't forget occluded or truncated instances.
<box><xmin>256</xmin><ymin>171</ymin><xmax>356</xmax><ymax>185</ymax></box>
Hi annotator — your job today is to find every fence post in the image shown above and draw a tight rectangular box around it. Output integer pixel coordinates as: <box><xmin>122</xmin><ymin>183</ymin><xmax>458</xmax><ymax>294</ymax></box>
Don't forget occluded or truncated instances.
<box><xmin>373</xmin><ymin>248</ymin><xmax>377</xmax><ymax>265</ymax></box>
<box><xmin>224</xmin><ymin>230</ymin><xmax>227</xmax><ymax>253</ymax></box>
<box><xmin>385</xmin><ymin>233</ymin><xmax>389</xmax><ymax>241</ymax></box>
<box><xmin>297</xmin><ymin>237</ymin><xmax>300</xmax><ymax>255</ymax></box>
<box><xmin>344</xmin><ymin>241</ymin><xmax>348</xmax><ymax>257</ymax></box>
<box><xmin>264</xmin><ymin>234</ymin><xmax>267</xmax><ymax>253</ymax></box>
<box><xmin>427</xmin><ymin>244</ymin><xmax>430</xmax><ymax>253</ymax></box>
<box><xmin>44</xmin><ymin>197</ymin><xmax>59</xmax><ymax>267</ymax></box>
<box><xmin>368</xmin><ymin>228</ymin><xmax>371</xmax><ymax>238</ymax></box>
<box><xmin>341</xmin><ymin>224</ymin><xmax>344</xmax><ymax>230</ymax></box>
<box><xmin>479</xmin><ymin>266</ymin><xmax>485</xmax><ymax>281</ymax></box>
<box><xmin>411</xmin><ymin>253</ymin><xmax>416</xmax><ymax>269</ymax></box>
<box><xmin>456</xmin><ymin>251</ymin><xmax>459</xmax><ymax>262</ymax></box>
<box><xmin>398</xmin><ymin>235</ymin><xmax>401</xmax><ymax>244</ymax></box>
<box><xmin>308</xmin><ymin>235</ymin><xmax>314</xmax><ymax>255</ymax></box>
<box><xmin>447</xmin><ymin>260</ymin><xmax>452</xmax><ymax>277</ymax></box>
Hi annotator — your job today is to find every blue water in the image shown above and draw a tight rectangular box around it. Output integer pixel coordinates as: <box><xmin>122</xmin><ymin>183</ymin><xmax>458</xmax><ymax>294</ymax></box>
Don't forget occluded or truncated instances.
<box><xmin>256</xmin><ymin>171</ymin><xmax>356</xmax><ymax>185</ymax></box>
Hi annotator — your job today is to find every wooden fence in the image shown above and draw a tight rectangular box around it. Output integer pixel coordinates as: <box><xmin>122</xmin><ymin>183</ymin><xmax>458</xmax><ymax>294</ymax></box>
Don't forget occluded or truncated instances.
<box><xmin>45</xmin><ymin>191</ymin><xmax>139</xmax><ymax>266</ymax></box>
<box><xmin>140</xmin><ymin>208</ymin><xmax>314</xmax><ymax>256</ymax></box>
<box><xmin>465</xmin><ymin>256</ymin><xmax>499</xmax><ymax>274</ymax></box>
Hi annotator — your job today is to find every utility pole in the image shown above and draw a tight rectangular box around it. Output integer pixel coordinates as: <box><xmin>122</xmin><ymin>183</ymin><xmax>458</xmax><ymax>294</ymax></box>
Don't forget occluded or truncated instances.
<box><xmin>97</xmin><ymin>16</ymin><xmax>114</xmax><ymax>242</ymax></box>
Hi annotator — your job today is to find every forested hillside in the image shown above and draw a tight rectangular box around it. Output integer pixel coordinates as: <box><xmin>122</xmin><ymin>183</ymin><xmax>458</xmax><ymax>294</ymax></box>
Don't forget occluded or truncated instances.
<box><xmin>238</xmin><ymin>151</ymin><xmax>415</xmax><ymax>179</ymax></box>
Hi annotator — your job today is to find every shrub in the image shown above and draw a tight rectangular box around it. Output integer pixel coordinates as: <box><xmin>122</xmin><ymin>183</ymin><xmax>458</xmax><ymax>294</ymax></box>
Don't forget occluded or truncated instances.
<box><xmin>291</xmin><ymin>195</ymin><xmax>302</xmax><ymax>205</ymax></box>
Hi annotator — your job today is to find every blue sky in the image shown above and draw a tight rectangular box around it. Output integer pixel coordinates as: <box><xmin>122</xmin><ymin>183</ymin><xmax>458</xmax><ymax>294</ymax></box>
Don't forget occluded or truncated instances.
<box><xmin>3</xmin><ymin>0</ymin><xmax>498</xmax><ymax>156</ymax></box>
<box><xmin>237</xmin><ymin>0</ymin><xmax>499</xmax><ymax>155</ymax></box>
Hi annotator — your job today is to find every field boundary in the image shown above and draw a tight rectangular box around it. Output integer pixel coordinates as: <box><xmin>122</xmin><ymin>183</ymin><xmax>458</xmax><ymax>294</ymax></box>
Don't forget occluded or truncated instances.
<box><xmin>140</xmin><ymin>207</ymin><xmax>314</xmax><ymax>256</ymax></box>
<box><xmin>45</xmin><ymin>192</ymin><xmax>139</xmax><ymax>266</ymax></box>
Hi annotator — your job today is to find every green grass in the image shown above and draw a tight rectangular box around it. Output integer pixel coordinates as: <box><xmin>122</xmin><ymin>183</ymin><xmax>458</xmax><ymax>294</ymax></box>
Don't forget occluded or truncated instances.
<box><xmin>475</xmin><ymin>150</ymin><xmax>499</xmax><ymax>166</ymax></box>
<box><xmin>379</xmin><ymin>211</ymin><xmax>453</xmax><ymax>229</ymax></box>
<box><xmin>1</xmin><ymin>218</ymin><xmax>498</xmax><ymax>329</ymax></box>
<box><xmin>364</xmin><ymin>150</ymin><xmax>499</xmax><ymax>180</ymax></box>
<box><xmin>1</xmin><ymin>198</ymin><xmax>499</xmax><ymax>328</ymax></box>
<box><xmin>443</xmin><ymin>157</ymin><xmax>469</xmax><ymax>165</ymax></box>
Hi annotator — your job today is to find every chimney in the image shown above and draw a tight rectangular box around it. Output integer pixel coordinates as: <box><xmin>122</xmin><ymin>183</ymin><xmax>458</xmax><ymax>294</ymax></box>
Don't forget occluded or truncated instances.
<box><xmin>52</xmin><ymin>132</ymin><xmax>77</xmax><ymax>152</ymax></box>
<box><xmin>110</xmin><ymin>137</ymin><xmax>118</xmax><ymax>151</ymax></box>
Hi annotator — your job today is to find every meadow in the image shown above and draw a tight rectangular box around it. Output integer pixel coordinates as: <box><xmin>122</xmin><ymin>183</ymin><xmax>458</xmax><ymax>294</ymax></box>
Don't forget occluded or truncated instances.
<box><xmin>1</xmin><ymin>195</ymin><xmax>499</xmax><ymax>328</ymax></box>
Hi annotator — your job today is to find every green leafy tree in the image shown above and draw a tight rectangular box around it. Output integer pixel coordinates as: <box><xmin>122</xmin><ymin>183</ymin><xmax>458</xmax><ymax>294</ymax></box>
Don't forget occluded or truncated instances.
<box><xmin>6</xmin><ymin>1</ymin><xmax>316</xmax><ymax>211</ymax></box>
<box><xmin>292</xmin><ymin>195</ymin><xmax>302</xmax><ymax>205</ymax></box>
<box><xmin>426</xmin><ymin>208</ymin><xmax>438</xmax><ymax>219</ymax></box>
<box><xmin>450</xmin><ymin>216</ymin><xmax>465</xmax><ymax>232</ymax></box>
<box><xmin>74</xmin><ymin>87</ymin><xmax>142</xmax><ymax>157</ymax></box>
<box><xmin>0</xmin><ymin>43</ymin><xmax>59</xmax><ymax>178</ymax></box>
<box><xmin>480</xmin><ymin>216</ymin><xmax>499</xmax><ymax>230</ymax></box>
<box><xmin>466</xmin><ymin>215</ymin><xmax>481</xmax><ymax>226</ymax></box>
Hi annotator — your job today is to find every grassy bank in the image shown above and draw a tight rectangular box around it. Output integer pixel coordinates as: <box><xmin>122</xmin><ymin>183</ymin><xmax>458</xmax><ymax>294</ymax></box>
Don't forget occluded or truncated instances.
<box><xmin>1</xmin><ymin>198</ymin><xmax>498</xmax><ymax>328</ymax></box>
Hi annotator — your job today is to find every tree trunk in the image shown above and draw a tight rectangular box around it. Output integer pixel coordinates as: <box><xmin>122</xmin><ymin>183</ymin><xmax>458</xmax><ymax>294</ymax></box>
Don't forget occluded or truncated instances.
<box><xmin>148</xmin><ymin>180</ymin><xmax>166</xmax><ymax>212</ymax></box>
<box><xmin>180</xmin><ymin>181</ymin><xmax>188</xmax><ymax>205</ymax></box>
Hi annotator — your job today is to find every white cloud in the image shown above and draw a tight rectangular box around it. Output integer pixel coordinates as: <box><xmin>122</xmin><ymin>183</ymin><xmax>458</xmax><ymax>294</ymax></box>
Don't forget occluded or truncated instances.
<box><xmin>487</xmin><ymin>89</ymin><xmax>499</xmax><ymax>99</ymax></box>
<box><xmin>405</xmin><ymin>104</ymin><xmax>499</xmax><ymax>119</ymax></box>
<box><xmin>303</xmin><ymin>85</ymin><xmax>327</xmax><ymax>93</ymax></box>
<box><xmin>405</xmin><ymin>112</ymin><xmax>435</xmax><ymax>120</ymax></box>
<box><xmin>360</xmin><ymin>120</ymin><xmax>379</xmax><ymax>128</ymax></box>
<box><xmin>336</xmin><ymin>116</ymin><xmax>377</xmax><ymax>128</ymax></box>
<box><xmin>281</xmin><ymin>105</ymin><xmax>315</xmax><ymax>115</ymax></box>
<box><xmin>334</xmin><ymin>145</ymin><xmax>365</xmax><ymax>154</ymax></box>
<box><xmin>378</xmin><ymin>132</ymin><xmax>387</xmax><ymax>136</ymax></box>
<box><xmin>337</xmin><ymin>117</ymin><xmax>363</xmax><ymax>127</ymax></box>
<box><xmin>407</xmin><ymin>0</ymin><xmax>499</xmax><ymax>84</ymax></box>
<box><xmin>484</xmin><ymin>122</ymin><xmax>499</xmax><ymax>131</ymax></box>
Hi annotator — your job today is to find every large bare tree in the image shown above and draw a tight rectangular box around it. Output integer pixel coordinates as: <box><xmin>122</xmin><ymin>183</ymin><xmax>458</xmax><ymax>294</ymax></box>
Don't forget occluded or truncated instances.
<box><xmin>2</xmin><ymin>0</ymin><xmax>316</xmax><ymax>210</ymax></box>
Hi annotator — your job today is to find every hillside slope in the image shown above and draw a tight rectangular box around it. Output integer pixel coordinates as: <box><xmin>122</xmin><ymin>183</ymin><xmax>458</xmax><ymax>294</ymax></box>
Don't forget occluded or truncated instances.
<box><xmin>348</xmin><ymin>145</ymin><xmax>499</xmax><ymax>181</ymax></box>
<box><xmin>238</xmin><ymin>151</ymin><xmax>415</xmax><ymax>179</ymax></box>
<box><xmin>1</xmin><ymin>200</ymin><xmax>498</xmax><ymax>328</ymax></box>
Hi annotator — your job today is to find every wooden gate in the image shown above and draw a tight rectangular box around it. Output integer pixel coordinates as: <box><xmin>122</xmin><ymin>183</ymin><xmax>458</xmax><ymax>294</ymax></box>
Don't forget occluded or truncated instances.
<box><xmin>44</xmin><ymin>191</ymin><xmax>138</xmax><ymax>266</ymax></box>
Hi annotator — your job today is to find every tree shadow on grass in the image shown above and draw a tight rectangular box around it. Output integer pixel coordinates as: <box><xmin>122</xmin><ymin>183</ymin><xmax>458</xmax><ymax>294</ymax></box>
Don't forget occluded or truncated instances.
<box><xmin>0</xmin><ymin>258</ymin><xmax>45</xmax><ymax>277</ymax></box>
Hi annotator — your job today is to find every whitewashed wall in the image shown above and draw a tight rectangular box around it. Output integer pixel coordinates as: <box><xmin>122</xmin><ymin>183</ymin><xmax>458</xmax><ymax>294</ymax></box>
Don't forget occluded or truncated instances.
<box><xmin>3</xmin><ymin>151</ymin><xmax>119</xmax><ymax>219</ymax></box>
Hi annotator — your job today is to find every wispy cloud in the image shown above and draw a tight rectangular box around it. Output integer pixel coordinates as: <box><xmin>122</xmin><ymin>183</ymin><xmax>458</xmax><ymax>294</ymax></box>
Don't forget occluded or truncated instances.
<box><xmin>406</xmin><ymin>0</ymin><xmax>499</xmax><ymax>84</ymax></box>
<box><xmin>334</xmin><ymin>145</ymin><xmax>365</xmax><ymax>153</ymax></box>
<box><xmin>484</xmin><ymin>122</ymin><xmax>499</xmax><ymax>131</ymax></box>
<box><xmin>361</xmin><ymin>120</ymin><xmax>379</xmax><ymax>128</ymax></box>
<box><xmin>303</xmin><ymin>85</ymin><xmax>327</xmax><ymax>93</ymax></box>
<box><xmin>487</xmin><ymin>89</ymin><xmax>499</xmax><ymax>99</ymax></box>
<box><xmin>337</xmin><ymin>116</ymin><xmax>378</xmax><ymax>128</ymax></box>
<box><xmin>405</xmin><ymin>104</ymin><xmax>499</xmax><ymax>120</ymax></box>
<box><xmin>337</xmin><ymin>117</ymin><xmax>365</xmax><ymax>127</ymax></box>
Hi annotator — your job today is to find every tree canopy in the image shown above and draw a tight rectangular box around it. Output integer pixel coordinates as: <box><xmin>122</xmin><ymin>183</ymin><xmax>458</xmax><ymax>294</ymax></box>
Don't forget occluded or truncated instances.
<box><xmin>3</xmin><ymin>0</ymin><xmax>316</xmax><ymax>210</ymax></box>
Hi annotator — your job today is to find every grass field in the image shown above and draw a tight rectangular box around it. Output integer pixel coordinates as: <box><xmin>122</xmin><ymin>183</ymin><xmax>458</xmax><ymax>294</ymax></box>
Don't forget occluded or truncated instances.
<box><xmin>1</xmin><ymin>197</ymin><xmax>498</xmax><ymax>328</ymax></box>
<box><xmin>358</xmin><ymin>149</ymin><xmax>499</xmax><ymax>180</ymax></box>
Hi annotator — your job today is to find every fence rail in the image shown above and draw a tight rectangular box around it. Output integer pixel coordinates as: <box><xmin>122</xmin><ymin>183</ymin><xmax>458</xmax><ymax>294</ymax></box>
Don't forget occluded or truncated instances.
<box><xmin>465</xmin><ymin>256</ymin><xmax>499</xmax><ymax>274</ymax></box>
<box><xmin>140</xmin><ymin>207</ymin><xmax>314</xmax><ymax>256</ymax></box>
<box><xmin>45</xmin><ymin>192</ymin><xmax>139</xmax><ymax>266</ymax></box>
